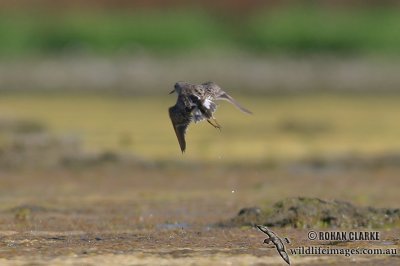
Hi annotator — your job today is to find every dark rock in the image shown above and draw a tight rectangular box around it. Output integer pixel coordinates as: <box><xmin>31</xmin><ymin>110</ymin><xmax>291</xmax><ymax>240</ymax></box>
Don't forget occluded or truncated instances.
<box><xmin>238</xmin><ymin>207</ymin><xmax>261</xmax><ymax>216</ymax></box>
<box><xmin>220</xmin><ymin>197</ymin><xmax>400</xmax><ymax>229</ymax></box>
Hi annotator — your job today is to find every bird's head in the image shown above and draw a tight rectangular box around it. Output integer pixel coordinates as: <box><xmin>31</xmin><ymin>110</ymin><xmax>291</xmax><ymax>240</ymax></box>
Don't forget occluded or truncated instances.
<box><xmin>169</xmin><ymin>81</ymin><xmax>187</xmax><ymax>95</ymax></box>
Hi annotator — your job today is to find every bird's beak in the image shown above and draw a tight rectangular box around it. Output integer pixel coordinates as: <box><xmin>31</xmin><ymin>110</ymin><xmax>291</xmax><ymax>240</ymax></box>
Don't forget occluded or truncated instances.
<box><xmin>169</xmin><ymin>90</ymin><xmax>175</xmax><ymax>94</ymax></box>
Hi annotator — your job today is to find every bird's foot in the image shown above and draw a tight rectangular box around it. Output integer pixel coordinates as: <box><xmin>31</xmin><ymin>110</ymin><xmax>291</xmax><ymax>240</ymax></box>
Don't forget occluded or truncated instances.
<box><xmin>207</xmin><ymin>119</ymin><xmax>222</xmax><ymax>131</ymax></box>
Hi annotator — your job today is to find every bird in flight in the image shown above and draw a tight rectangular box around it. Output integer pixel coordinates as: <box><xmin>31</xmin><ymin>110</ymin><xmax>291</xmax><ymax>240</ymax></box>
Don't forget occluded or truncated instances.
<box><xmin>168</xmin><ymin>81</ymin><xmax>252</xmax><ymax>153</ymax></box>
<box><xmin>257</xmin><ymin>225</ymin><xmax>291</xmax><ymax>265</ymax></box>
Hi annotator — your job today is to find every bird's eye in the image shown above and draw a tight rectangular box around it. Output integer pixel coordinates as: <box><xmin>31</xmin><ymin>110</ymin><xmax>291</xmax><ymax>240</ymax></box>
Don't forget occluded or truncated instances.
<box><xmin>174</xmin><ymin>83</ymin><xmax>179</xmax><ymax>89</ymax></box>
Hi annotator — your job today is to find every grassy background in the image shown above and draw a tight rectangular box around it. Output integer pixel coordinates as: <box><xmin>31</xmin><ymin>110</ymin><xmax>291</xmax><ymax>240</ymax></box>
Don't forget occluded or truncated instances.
<box><xmin>0</xmin><ymin>93</ymin><xmax>399</xmax><ymax>163</ymax></box>
<box><xmin>1</xmin><ymin>5</ymin><xmax>399</xmax><ymax>163</ymax></box>
<box><xmin>0</xmin><ymin>7</ymin><xmax>400</xmax><ymax>57</ymax></box>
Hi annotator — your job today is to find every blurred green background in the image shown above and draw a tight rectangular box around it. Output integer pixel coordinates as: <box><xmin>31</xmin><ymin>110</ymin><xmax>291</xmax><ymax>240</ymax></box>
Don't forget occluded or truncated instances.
<box><xmin>0</xmin><ymin>0</ymin><xmax>400</xmax><ymax>164</ymax></box>
<box><xmin>1</xmin><ymin>2</ymin><xmax>400</xmax><ymax>57</ymax></box>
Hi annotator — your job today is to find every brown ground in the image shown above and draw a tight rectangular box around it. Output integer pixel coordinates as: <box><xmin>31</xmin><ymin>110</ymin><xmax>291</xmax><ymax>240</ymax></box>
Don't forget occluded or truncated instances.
<box><xmin>0</xmin><ymin>164</ymin><xmax>399</xmax><ymax>265</ymax></box>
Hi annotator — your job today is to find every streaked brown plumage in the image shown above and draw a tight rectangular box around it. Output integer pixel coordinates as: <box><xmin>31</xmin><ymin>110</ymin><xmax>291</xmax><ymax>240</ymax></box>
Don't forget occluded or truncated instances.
<box><xmin>168</xmin><ymin>81</ymin><xmax>252</xmax><ymax>153</ymax></box>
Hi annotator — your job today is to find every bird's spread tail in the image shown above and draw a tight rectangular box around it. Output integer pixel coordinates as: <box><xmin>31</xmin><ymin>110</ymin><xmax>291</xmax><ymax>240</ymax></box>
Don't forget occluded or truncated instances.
<box><xmin>217</xmin><ymin>93</ymin><xmax>252</xmax><ymax>114</ymax></box>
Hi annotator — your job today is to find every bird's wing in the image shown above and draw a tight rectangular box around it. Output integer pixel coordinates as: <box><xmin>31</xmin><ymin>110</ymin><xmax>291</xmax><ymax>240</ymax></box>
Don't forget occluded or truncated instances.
<box><xmin>273</xmin><ymin>236</ymin><xmax>290</xmax><ymax>265</ymax></box>
<box><xmin>169</xmin><ymin>104</ymin><xmax>192</xmax><ymax>153</ymax></box>
<box><xmin>202</xmin><ymin>97</ymin><xmax>217</xmax><ymax>114</ymax></box>
<box><xmin>257</xmin><ymin>225</ymin><xmax>290</xmax><ymax>264</ymax></box>
<box><xmin>256</xmin><ymin>225</ymin><xmax>274</xmax><ymax>238</ymax></box>
<box><xmin>274</xmin><ymin>238</ymin><xmax>287</xmax><ymax>254</ymax></box>
<box><xmin>216</xmin><ymin>92</ymin><xmax>252</xmax><ymax>114</ymax></box>
<box><xmin>189</xmin><ymin>95</ymin><xmax>217</xmax><ymax>122</ymax></box>
<box><xmin>278</xmin><ymin>250</ymin><xmax>291</xmax><ymax>265</ymax></box>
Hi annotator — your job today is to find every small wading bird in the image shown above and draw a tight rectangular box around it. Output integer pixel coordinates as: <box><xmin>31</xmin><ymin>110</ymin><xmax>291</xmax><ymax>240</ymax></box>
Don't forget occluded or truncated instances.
<box><xmin>257</xmin><ymin>225</ymin><xmax>291</xmax><ymax>265</ymax></box>
<box><xmin>169</xmin><ymin>81</ymin><xmax>252</xmax><ymax>153</ymax></box>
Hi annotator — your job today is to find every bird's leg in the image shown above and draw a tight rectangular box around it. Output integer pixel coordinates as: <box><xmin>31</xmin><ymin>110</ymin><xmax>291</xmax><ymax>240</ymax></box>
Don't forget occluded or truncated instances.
<box><xmin>212</xmin><ymin>118</ymin><xmax>222</xmax><ymax>130</ymax></box>
<box><xmin>207</xmin><ymin>119</ymin><xmax>221</xmax><ymax>131</ymax></box>
<box><xmin>207</xmin><ymin>119</ymin><xmax>219</xmax><ymax>129</ymax></box>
